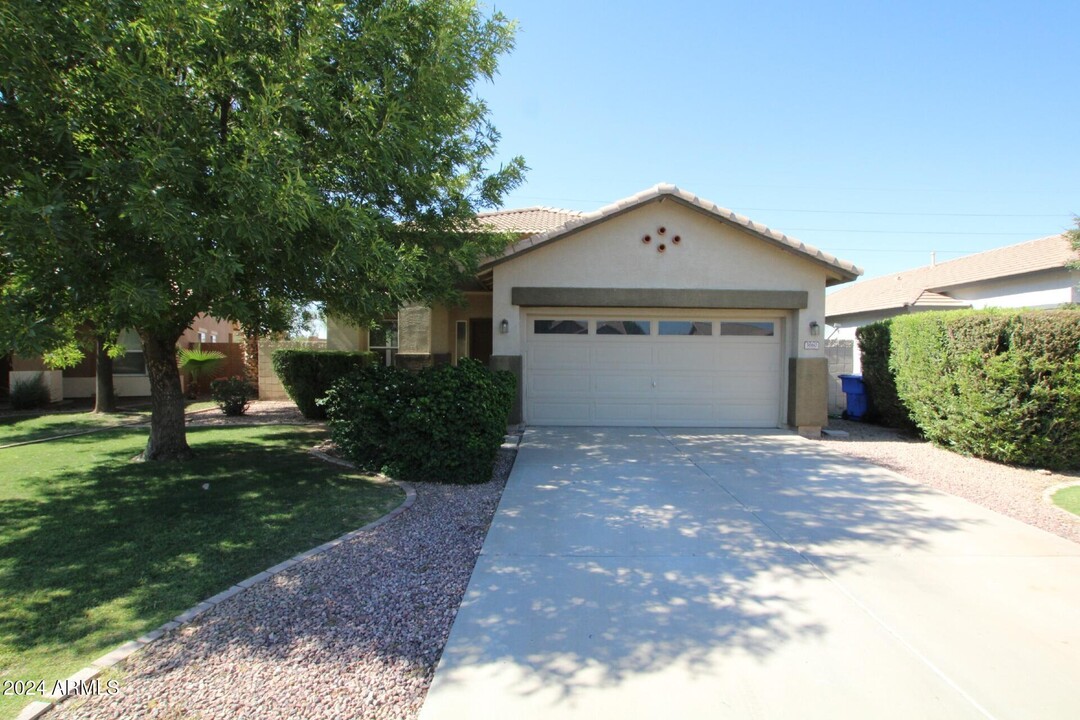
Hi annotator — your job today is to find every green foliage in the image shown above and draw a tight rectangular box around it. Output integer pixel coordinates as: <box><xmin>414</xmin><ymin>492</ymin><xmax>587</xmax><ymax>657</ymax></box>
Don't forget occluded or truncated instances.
<box><xmin>890</xmin><ymin>308</ymin><xmax>1080</xmax><ymax>469</ymax></box>
<box><xmin>1</xmin><ymin>0</ymin><xmax>524</xmax><ymax>457</ymax></box>
<box><xmin>9</xmin><ymin>374</ymin><xmax>51</xmax><ymax>410</ymax></box>
<box><xmin>209</xmin><ymin>375</ymin><xmax>256</xmax><ymax>416</ymax></box>
<box><xmin>855</xmin><ymin>321</ymin><xmax>917</xmax><ymax>431</ymax></box>
<box><xmin>323</xmin><ymin>359</ymin><xmax>515</xmax><ymax>484</ymax></box>
<box><xmin>177</xmin><ymin>346</ymin><xmax>226</xmax><ymax>382</ymax></box>
<box><xmin>272</xmin><ymin>350</ymin><xmax>376</xmax><ymax>419</ymax></box>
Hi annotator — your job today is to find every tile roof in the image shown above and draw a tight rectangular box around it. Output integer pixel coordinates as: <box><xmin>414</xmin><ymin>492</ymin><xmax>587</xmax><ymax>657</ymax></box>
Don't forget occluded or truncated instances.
<box><xmin>474</xmin><ymin>206</ymin><xmax>584</xmax><ymax>234</ymax></box>
<box><xmin>478</xmin><ymin>184</ymin><xmax>862</xmax><ymax>284</ymax></box>
<box><xmin>825</xmin><ymin>233</ymin><xmax>1078</xmax><ymax>319</ymax></box>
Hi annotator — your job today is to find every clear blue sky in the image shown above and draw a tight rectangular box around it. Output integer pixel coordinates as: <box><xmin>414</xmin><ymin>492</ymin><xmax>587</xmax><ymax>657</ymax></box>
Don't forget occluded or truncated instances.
<box><xmin>477</xmin><ymin>0</ymin><xmax>1080</xmax><ymax>281</ymax></box>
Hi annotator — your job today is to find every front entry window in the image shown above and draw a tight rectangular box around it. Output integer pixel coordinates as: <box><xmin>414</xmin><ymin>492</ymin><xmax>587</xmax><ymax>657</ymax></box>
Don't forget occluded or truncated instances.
<box><xmin>370</xmin><ymin>319</ymin><xmax>398</xmax><ymax>367</ymax></box>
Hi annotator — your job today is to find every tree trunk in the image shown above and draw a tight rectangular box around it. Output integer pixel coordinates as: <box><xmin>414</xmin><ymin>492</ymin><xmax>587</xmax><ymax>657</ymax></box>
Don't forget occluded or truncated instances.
<box><xmin>242</xmin><ymin>330</ymin><xmax>260</xmax><ymax>384</ymax></box>
<box><xmin>141</xmin><ymin>330</ymin><xmax>192</xmax><ymax>461</ymax></box>
<box><xmin>93</xmin><ymin>335</ymin><xmax>117</xmax><ymax>413</ymax></box>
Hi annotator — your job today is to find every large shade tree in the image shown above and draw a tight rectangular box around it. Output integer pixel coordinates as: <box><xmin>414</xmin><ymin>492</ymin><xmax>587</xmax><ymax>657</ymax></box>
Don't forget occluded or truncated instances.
<box><xmin>0</xmin><ymin>0</ymin><xmax>524</xmax><ymax>459</ymax></box>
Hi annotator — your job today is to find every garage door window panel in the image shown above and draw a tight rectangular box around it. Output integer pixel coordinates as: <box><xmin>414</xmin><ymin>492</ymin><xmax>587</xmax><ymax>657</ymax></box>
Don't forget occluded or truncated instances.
<box><xmin>720</xmin><ymin>321</ymin><xmax>775</xmax><ymax>337</ymax></box>
<box><xmin>659</xmin><ymin>321</ymin><xmax>712</xmax><ymax>336</ymax></box>
<box><xmin>596</xmin><ymin>320</ymin><xmax>651</xmax><ymax>335</ymax></box>
<box><xmin>534</xmin><ymin>319</ymin><xmax>589</xmax><ymax>335</ymax></box>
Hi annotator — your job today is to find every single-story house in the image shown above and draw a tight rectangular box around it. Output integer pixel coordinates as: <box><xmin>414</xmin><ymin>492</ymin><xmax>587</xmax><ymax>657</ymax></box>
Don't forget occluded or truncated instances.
<box><xmin>825</xmin><ymin>233</ymin><xmax>1079</xmax><ymax>373</ymax></box>
<box><xmin>7</xmin><ymin>314</ymin><xmax>240</xmax><ymax>402</ymax></box>
<box><xmin>327</xmin><ymin>184</ymin><xmax>862</xmax><ymax>434</ymax></box>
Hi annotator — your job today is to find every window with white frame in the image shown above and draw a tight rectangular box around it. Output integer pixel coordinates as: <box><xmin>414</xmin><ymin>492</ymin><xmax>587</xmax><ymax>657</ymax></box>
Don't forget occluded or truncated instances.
<box><xmin>112</xmin><ymin>329</ymin><xmax>147</xmax><ymax>375</ymax></box>
<box><xmin>370</xmin><ymin>319</ymin><xmax>398</xmax><ymax>367</ymax></box>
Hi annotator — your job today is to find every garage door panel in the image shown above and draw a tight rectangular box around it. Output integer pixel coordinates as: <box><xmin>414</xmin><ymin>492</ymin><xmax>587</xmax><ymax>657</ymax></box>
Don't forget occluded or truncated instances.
<box><xmin>526</xmin><ymin>313</ymin><xmax>782</xmax><ymax>427</ymax></box>
<box><xmin>654</xmin><ymin>403</ymin><xmax>716</xmax><ymax>425</ymax></box>
<box><xmin>718</xmin><ymin>345</ymin><xmax>779</xmax><ymax>369</ymax></box>
<box><xmin>593</xmin><ymin>402</ymin><xmax>653</xmax><ymax>424</ymax></box>
<box><xmin>531</xmin><ymin>343</ymin><xmax>590</xmax><ymax>369</ymax></box>
<box><xmin>655</xmin><ymin>344</ymin><xmax>717</xmax><ymax>369</ymax></box>
<box><xmin>591</xmin><ymin>344</ymin><xmax>653</xmax><ymax>368</ymax></box>
<box><xmin>655</xmin><ymin>373</ymin><xmax>719</xmax><ymax>395</ymax></box>
<box><xmin>530</xmin><ymin>401</ymin><xmax>592</xmax><ymax>425</ymax></box>
<box><xmin>716</xmin><ymin>373</ymin><xmax>779</xmax><ymax>397</ymax></box>
<box><xmin>717</xmin><ymin>403</ymin><xmax>778</xmax><ymax>427</ymax></box>
<box><xmin>592</xmin><ymin>373</ymin><xmax>655</xmax><ymax>395</ymax></box>
<box><xmin>529</xmin><ymin>372</ymin><xmax>591</xmax><ymax>396</ymax></box>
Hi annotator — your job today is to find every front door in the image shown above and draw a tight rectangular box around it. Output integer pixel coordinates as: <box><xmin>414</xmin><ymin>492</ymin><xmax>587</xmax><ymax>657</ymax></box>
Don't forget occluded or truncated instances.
<box><xmin>469</xmin><ymin>318</ymin><xmax>493</xmax><ymax>367</ymax></box>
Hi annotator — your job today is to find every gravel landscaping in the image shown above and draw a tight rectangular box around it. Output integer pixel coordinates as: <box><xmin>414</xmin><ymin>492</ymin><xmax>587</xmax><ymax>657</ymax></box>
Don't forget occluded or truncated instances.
<box><xmin>818</xmin><ymin>418</ymin><xmax>1080</xmax><ymax>545</ymax></box>
<box><xmin>46</xmin><ymin>403</ymin><xmax>515</xmax><ymax>720</ymax></box>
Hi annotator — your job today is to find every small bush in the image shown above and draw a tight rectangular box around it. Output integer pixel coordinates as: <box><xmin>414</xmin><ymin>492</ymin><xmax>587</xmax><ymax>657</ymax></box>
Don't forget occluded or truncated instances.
<box><xmin>322</xmin><ymin>358</ymin><xmax>515</xmax><ymax>484</ymax></box>
<box><xmin>210</xmin><ymin>375</ymin><xmax>256</xmax><ymax>416</ymax></box>
<box><xmin>855</xmin><ymin>321</ymin><xmax>917</xmax><ymax>431</ymax></box>
<box><xmin>272</xmin><ymin>350</ymin><xmax>376</xmax><ymax>419</ymax></box>
<box><xmin>10</xmin><ymin>374</ymin><xmax>51</xmax><ymax>410</ymax></box>
<box><xmin>890</xmin><ymin>308</ymin><xmax>1080</xmax><ymax>469</ymax></box>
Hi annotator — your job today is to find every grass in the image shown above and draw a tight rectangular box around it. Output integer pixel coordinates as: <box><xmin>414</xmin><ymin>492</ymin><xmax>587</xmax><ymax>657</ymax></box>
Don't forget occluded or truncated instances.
<box><xmin>0</xmin><ymin>423</ymin><xmax>403</xmax><ymax>720</ymax></box>
<box><xmin>1051</xmin><ymin>486</ymin><xmax>1080</xmax><ymax>517</ymax></box>
<box><xmin>0</xmin><ymin>401</ymin><xmax>215</xmax><ymax>447</ymax></box>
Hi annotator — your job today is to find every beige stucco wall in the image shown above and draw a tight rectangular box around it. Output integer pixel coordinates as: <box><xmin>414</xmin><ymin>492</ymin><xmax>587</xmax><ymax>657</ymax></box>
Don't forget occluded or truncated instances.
<box><xmin>63</xmin><ymin>375</ymin><xmax>151</xmax><ymax>398</ymax></box>
<box><xmin>9</xmin><ymin>370</ymin><xmax>63</xmax><ymax>403</ymax></box>
<box><xmin>326</xmin><ymin>316</ymin><xmax>368</xmax><ymax>352</ymax></box>
<box><xmin>257</xmin><ymin>338</ymin><xmax>327</xmax><ymax>401</ymax></box>
<box><xmin>491</xmin><ymin>200</ymin><xmax>830</xmax><ymax>359</ymax></box>
<box><xmin>325</xmin><ymin>296</ymin><xmax>497</xmax><ymax>363</ymax></box>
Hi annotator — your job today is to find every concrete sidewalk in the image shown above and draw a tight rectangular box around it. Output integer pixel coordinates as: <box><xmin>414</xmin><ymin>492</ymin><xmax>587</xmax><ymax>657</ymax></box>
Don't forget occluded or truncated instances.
<box><xmin>420</xmin><ymin>427</ymin><xmax>1080</xmax><ymax>719</ymax></box>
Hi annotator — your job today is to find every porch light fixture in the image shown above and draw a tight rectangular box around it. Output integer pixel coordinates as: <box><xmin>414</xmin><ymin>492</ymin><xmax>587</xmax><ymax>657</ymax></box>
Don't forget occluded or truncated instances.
<box><xmin>499</xmin><ymin>319</ymin><xmax>509</xmax><ymax>334</ymax></box>
<box><xmin>809</xmin><ymin>321</ymin><xmax>820</xmax><ymax>336</ymax></box>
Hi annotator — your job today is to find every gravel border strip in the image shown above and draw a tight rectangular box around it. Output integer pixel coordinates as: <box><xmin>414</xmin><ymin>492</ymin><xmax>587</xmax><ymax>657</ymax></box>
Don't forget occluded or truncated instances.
<box><xmin>817</xmin><ymin>418</ymin><xmax>1080</xmax><ymax>545</ymax></box>
<box><xmin>17</xmin><ymin>451</ymin><xmax>415</xmax><ymax>720</ymax></box>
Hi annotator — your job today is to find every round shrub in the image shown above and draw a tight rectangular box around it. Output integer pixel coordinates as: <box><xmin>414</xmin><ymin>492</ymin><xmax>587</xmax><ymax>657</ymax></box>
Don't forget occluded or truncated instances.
<box><xmin>322</xmin><ymin>359</ymin><xmax>515</xmax><ymax>484</ymax></box>
<box><xmin>210</xmin><ymin>375</ymin><xmax>256</xmax><ymax>416</ymax></box>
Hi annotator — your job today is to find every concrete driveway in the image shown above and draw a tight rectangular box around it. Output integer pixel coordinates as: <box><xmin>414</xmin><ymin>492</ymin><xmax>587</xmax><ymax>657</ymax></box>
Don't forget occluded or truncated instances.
<box><xmin>419</xmin><ymin>427</ymin><xmax>1080</xmax><ymax>720</ymax></box>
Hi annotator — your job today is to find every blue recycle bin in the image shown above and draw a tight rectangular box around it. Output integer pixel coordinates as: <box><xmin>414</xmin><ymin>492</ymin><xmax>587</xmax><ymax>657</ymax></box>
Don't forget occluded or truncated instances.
<box><xmin>838</xmin><ymin>374</ymin><xmax>868</xmax><ymax>420</ymax></box>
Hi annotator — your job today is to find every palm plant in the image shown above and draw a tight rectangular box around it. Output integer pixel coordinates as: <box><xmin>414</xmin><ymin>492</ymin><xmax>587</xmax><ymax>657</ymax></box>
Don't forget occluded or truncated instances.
<box><xmin>177</xmin><ymin>346</ymin><xmax>226</xmax><ymax>398</ymax></box>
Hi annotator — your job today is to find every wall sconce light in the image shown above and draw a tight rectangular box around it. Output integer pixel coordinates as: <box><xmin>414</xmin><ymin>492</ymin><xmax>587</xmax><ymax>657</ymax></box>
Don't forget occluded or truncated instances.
<box><xmin>809</xmin><ymin>321</ymin><xmax>820</xmax><ymax>336</ymax></box>
<box><xmin>499</xmin><ymin>319</ymin><xmax>509</xmax><ymax>334</ymax></box>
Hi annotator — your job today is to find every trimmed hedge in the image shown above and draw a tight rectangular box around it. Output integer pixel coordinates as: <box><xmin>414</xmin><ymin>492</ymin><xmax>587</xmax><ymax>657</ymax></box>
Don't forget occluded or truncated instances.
<box><xmin>890</xmin><ymin>308</ymin><xmax>1080</xmax><ymax>469</ymax></box>
<box><xmin>855</xmin><ymin>321</ymin><xmax>916</xmax><ymax>431</ymax></box>
<box><xmin>322</xmin><ymin>358</ymin><xmax>515</xmax><ymax>484</ymax></box>
<box><xmin>272</xmin><ymin>350</ymin><xmax>376</xmax><ymax>419</ymax></box>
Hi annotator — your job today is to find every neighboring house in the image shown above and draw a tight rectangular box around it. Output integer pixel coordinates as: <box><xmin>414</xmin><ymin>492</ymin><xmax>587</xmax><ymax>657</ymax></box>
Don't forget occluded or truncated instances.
<box><xmin>8</xmin><ymin>314</ymin><xmax>241</xmax><ymax>402</ymax></box>
<box><xmin>327</xmin><ymin>184</ymin><xmax>862</xmax><ymax>433</ymax></box>
<box><xmin>825</xmin><ymin>233</ymin><xmax>1079</xmax><ymax>373</ymax></box>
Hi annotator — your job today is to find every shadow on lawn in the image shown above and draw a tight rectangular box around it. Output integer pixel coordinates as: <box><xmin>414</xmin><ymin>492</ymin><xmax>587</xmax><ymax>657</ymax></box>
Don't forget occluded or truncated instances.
<box><xmin>0</xmin><ymin>425</ymin><xmax>398</xmax><ymax>660</ymax></box>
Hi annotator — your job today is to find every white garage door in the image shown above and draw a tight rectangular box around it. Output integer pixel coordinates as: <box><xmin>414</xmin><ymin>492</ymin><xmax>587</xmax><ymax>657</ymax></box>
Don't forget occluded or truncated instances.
<box><xmin>525</xmin><ymin>314</ymin><xmax>782</xmax><ymax>427</ymax></box>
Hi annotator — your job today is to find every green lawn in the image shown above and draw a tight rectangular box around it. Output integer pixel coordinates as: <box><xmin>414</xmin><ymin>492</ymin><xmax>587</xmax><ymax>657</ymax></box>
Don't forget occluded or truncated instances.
<box><xmin>0</xmin><ymin>424</ymin><xmax>403</xmax><ymax>720</ymax></box>
<box><xmin>1052</xmin><ymin>485</ymin><xmax>1080</xmax><ymax>517</ymax></box>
